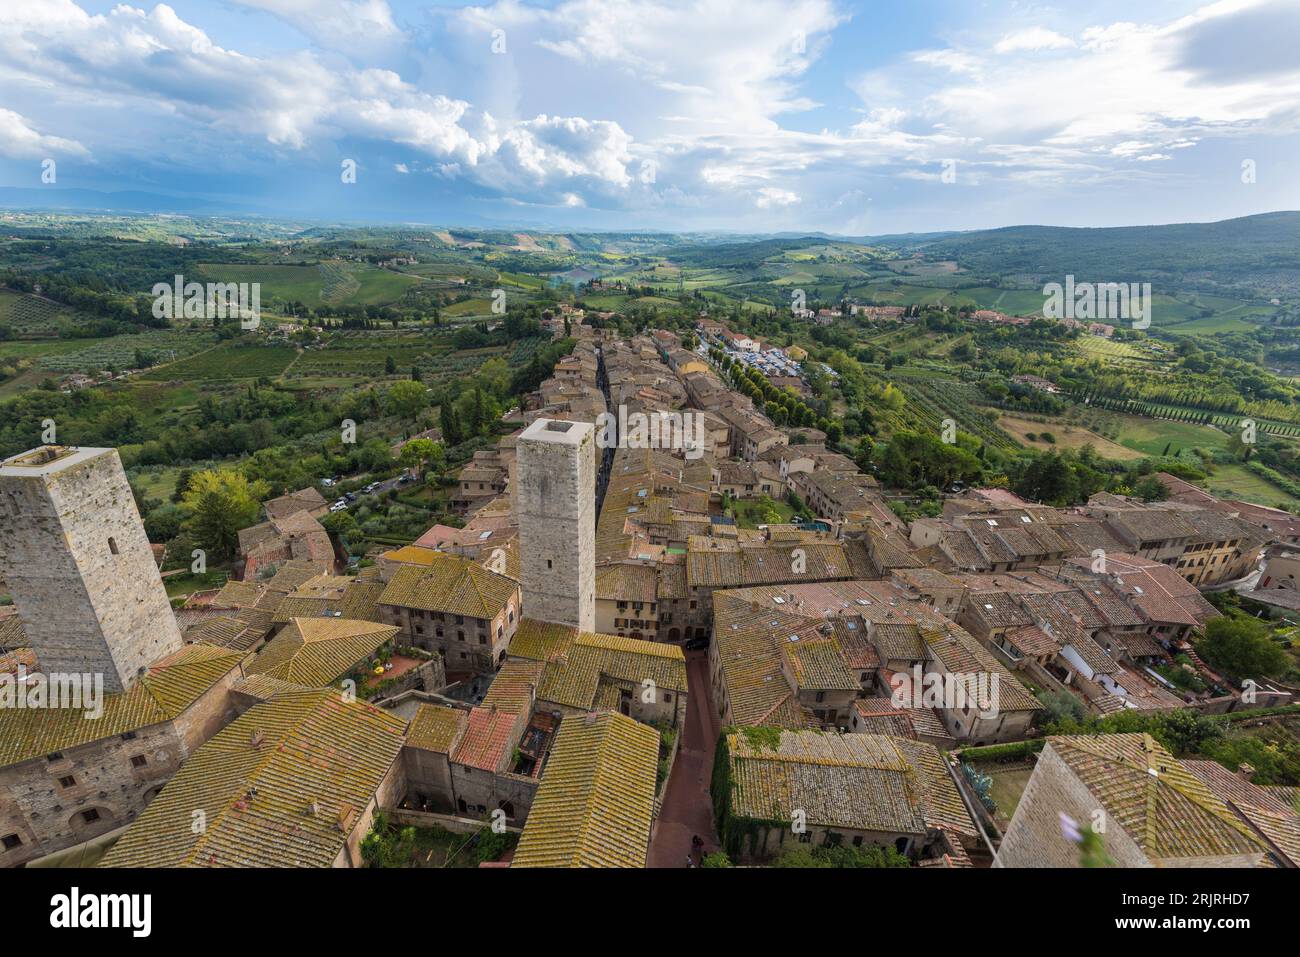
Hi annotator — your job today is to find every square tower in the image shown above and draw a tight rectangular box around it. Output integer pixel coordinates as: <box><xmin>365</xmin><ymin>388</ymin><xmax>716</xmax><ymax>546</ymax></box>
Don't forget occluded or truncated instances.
<box><xmin>516</xmin><ymin>419</ymin><xmax>596</xmax><ymax>631</ymax></box>
<box><xmin>0</xmin><ymin>446</ymin><xmax>183</xmax><ymax>692</ymax></box>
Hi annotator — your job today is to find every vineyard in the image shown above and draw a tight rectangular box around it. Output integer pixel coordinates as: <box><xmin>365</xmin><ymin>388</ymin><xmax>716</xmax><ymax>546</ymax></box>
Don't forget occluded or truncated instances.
<box><xmin>142</xmin><ymin>342</ymin><xmax>299</xmax><ymax>381</ymax></box>
<box><xmin>318</xmin><ymin>261</ymin><xmax>360</xmax><ymax>303</ymax></box>
<box><xmin>881</xmin><ymin>370</ymin><xmax>1020</xmax><ymax>452</ymax></box>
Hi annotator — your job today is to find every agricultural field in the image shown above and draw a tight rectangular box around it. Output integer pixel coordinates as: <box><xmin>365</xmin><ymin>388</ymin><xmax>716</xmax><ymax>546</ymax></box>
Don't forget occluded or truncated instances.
<box><xmin>0</xmin><ymin>289</ymin><xmax>84</xmax><ymax>336</ymax></box>
<box><xmin>1203</xmin><ymin>463</ymin><xmax>1300</xmax><ymax>510</ymax></box>
<box><xmin>997</xmin><ymin>415</ymin><xmax>1144</xmax><ymax>461</ymax></box>
<box><xmin>1105</xmin><ymin>413</ymin><xmax>1231</xmax><ymax>457</ymax></box>
<box><xmin>191</xmin><ymin>261</ymin><xmax>422</xmax><ymax>309</ymax></box>
<box><xmin>38</xmin><ymin>331</ymin><xmax>215</xmax><ymax>374</ymax></box>
<box><xmin>142</xmin><ymin>341</ymin><xmax>298</xmax><ymax>381</ymax></box>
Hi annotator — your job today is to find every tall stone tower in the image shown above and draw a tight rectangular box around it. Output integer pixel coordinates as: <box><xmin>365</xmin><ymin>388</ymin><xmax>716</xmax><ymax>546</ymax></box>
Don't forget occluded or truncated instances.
<box><xmin>516</xmin><ymin>418</ymin><xmax>596</xmax><ymax>631</ymax></box>
<box><xmin>0</xmin><ymin>446</ymin><xmax>183</xmax><ymax>692</ymax></box>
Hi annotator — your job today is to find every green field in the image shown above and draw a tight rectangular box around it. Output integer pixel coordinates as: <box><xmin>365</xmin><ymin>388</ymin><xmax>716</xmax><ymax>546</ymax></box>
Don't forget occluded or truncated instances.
<box><xmin>142</xmin><ymin>342</ymin><xmax>298</xmax><ymax>381</ymax></box>
<box><xmin>0</xmin><ymin>289</ymin><xmax>83</xmax><ymax>335</ymax></box>
<box><xmin>1110</xmin><ymin>414</ymin><xmax>1231</xmax><ymax>456</ymax></box>
<box><xmin>192</xmin><ymin>261</ymin><xmax>421</xmax><ymax>309</ymax></box>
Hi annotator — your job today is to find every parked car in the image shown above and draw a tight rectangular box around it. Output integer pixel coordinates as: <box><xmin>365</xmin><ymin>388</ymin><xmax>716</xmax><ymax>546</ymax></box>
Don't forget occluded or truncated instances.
<box><xmin>684</xmin><ymin>636</ymin><xmax>709</xmax><ymax>651</ymax></box>
<box><xmin>344</xmin><ymin>492</ymin><xmax>358</xmax><ymax>502</ymax></box>
<box><xmin>329</xmin><ymin>500</ymin><xmax>348</xmax><ymax>513</ymax></box>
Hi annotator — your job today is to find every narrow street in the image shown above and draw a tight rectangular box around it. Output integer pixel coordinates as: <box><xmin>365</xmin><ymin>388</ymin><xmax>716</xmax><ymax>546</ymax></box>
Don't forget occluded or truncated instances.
<box><xmin>649</xmin><ymin>649</ymin><xmax>721</xmax><ymax>867</ymax></box>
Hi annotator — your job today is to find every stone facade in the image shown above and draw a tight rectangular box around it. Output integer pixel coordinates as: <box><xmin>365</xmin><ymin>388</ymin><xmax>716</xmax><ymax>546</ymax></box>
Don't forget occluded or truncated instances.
<box><xmin>0</xmin><ymin>664</ymin><xmax>240</xmax><ymax>868</ymax></box>
<box><xmin>516</xmin><ymin>419</ymin><xmax>596</xmax><ymax>631</ymax></box>
<box><xmin>0</xmin><ymin>447</ymin><xmax>182</xmax><ymax>693</ymax></box>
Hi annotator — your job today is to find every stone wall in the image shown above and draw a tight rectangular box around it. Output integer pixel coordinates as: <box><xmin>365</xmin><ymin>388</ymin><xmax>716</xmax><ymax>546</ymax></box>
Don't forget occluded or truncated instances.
<box><xmin>0</xmin><ymin>447</ymin><xmax>182</xmax><ymax>692</ymax></box>
<box><xmin>516</xmin><ymin>419</ymin><xmax>596</xmax><ymax>631</ymax></box>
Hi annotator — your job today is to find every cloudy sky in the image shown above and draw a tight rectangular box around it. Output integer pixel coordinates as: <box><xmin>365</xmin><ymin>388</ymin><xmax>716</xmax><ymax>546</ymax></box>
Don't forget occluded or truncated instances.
<box><xmin>1</xmin><ymin>0</ymin><xmax>1298</xmax><ymax>232</ymax></box>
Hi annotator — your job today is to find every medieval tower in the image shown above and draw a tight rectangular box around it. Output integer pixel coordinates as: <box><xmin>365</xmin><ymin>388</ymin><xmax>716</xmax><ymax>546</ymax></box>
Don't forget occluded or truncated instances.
<box><xmin>516</xmin><ymin>418</ymin><xmax>596</xmax><ymax>631</ymax></box>
<box><xmin>0</xmin><ymin>446</ymin><xmax>183</xmax><ymax>692</ymax></box>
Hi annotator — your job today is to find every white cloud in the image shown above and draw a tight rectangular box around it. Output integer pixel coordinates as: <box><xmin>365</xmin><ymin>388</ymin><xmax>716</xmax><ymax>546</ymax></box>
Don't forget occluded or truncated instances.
<box><xmin>0</xmin><ymin>107</ymin><xmax>86</xmax><ymax>159</ymax></box>
<box><xmin>228</xmin><ymin>0</ymin><xmax>400</xmax><ymax>54</ymax></box>
<box><xmin>755</xmin><ymin>186</ymin><xmax>800</xmax><ymax>207</ymax></box>
<box><xmin>0</xmin><ymin>1</ymin><xmax>636</xmax><ymax>202</ymax></box>
<box><xmin>993</xmin><ymin>27</ymin><xmax>1075</xmax><ymax>54</ymax></box>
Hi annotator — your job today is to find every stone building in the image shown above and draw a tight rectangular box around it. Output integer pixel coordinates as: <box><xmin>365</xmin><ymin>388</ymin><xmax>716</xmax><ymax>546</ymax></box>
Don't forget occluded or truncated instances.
<box><xmin>995</xmin><ymin>734</ymin><xmax>1271</xmax><ymax>868</ymax></box>
<box><xmin>0</xmin><ymin>644</ymin><xmax>244</xmax><ymax>867</ymax></box>
<box><xmin>717</xmin><ymin>729</ymin><xmax>977</xmax><ymax>865</ymax></box>
<box><xmin>98</xmin><ymin>687</ymin><xmax>406</xmax><ymax>868</ymax></box>
<box><xmin>516</xmin><ymin>418</ymin><xmax>596</xmax><ymax>631</ymax></box>
<box><xmin>376</xmin><ymin>551</ymin><xmax>521</xmax><ymax>675</ymax></box>
<box><xmin>0</xmin><ymin>446</ymin><xmax>183</xmax><ymax>692</ymax></box>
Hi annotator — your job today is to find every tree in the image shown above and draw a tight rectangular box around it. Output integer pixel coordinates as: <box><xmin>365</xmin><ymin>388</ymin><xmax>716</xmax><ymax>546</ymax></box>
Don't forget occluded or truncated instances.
<box><xmin>385</xmin><ymin>380</ymin><xmax>428</xmax><ymax>419</ymax></box>
<box><xmin>1133</xmin><ymin>475</ymin><xmax>1170</xmax><ymax>502</ymax></box>
<box><xmin>399</xmin><ymin>437</ymin><xmax>445</xmax><ymax>479</ymax></box>
<box><xmin>1197</xmin><ymin>616</ymin><xmax>1288</xmax><ymax>682</ymax></box>
<box><xmin>181</xmin><ymin>470</ymin><xmax>266</xmax><ymax>559</ymax></box>
<box><xmin>385</xmin><ymin>354</ymin><xmax>397</xmax><ymax>375</ymax></box>
<box><xmin>875</xmin><ymin>431</ymin><xmax>982</xmax><ymax>490</ymax></box>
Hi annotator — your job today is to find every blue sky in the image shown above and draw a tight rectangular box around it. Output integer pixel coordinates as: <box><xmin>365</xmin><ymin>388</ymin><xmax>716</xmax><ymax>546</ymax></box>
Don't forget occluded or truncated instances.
<box><xmin>1</xmin><ymin>0</ymin><xmax>1298</xmax><ymax>233</ymax></box>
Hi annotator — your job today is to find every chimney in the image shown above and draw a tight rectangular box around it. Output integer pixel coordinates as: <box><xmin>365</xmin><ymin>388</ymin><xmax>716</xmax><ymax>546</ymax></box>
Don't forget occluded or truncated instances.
<box><xmin>1237</xmin><ymin>763</ymin><xmax>1256</xmax><ymax>782</ymax></box>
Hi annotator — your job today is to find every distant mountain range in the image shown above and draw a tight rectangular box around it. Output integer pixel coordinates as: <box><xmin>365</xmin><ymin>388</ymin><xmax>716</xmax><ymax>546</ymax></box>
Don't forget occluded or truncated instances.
<box><xmin>870</xmin><ymin>212</ymin><xmax>1300</xmax><ymax>287</ymax></box>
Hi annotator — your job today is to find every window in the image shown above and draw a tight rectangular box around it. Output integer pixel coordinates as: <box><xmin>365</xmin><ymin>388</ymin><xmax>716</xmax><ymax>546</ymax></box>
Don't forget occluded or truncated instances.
<box><xmin>46</xmin><ymin>752</ymin><xmax>63</xmax><ymax>762</ymax></box>
<box><xmin>121</xmin><ymin>732</ymin><xmax>137</xmax><ymax>742</ymax></box>
<box><xmin>130</xmin><ymin>755</ymin><xmax>148</xmax><ymax>768</ymax></box>
<box><xmin>2</xmin><ymin>834</ymin><xmax>21</xmax><ymax>850</ymax></box>
<box><xmin>58</xmin><ymin>775</ymin><xmax>76</xmax><ymax>788</ymax></box>
<box><xmin>852</xmin><ymin>836</ymin><xmax>863</xmax><ymax>848</ymax></box>
<box><xmin>80</xmin><ymin>809</ymin><xmax>100</xmax><ymax>824</ymax></box>
<box><xmin>547</xmin><ymin>560</ymin><xmax>553</xmax><ymax>569</ymax></box>
<box><xmin>108</xmin><ymin>536</ymin><xmax>120</xmax><ymax>555</ymax></box>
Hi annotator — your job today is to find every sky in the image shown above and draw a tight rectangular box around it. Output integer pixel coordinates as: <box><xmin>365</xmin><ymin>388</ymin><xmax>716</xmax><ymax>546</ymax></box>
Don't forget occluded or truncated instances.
<box><xmin>0</xmin><ymin>0</ymin><xmax>1298</xmax><ymax>233</ymax></box>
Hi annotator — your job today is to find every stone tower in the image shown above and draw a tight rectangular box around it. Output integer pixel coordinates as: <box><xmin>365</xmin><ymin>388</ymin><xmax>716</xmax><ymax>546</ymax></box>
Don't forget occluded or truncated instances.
<box><xmin>0</xmin><ymin>446</ymin><xmax>183</xmax><ymax>692</ymax></box>
<box><xmin>516</xmin><ymin>418</ymin><xmax>596</xmax><ymax>631</ymax></box>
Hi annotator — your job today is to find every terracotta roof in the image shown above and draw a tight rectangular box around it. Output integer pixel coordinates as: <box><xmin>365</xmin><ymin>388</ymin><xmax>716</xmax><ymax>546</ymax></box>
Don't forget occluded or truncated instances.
<box><xmin>244</xmin><ymin>618</ymin><xmax>398</xmax><ymax>687</ymax></box>
<box><xmin>100</xmin><ymin>689</ymin><xmax>406</xmax><ymax>867</ymax></box>
<box><xmin>513</xmin><ymin>712</ymin><xmax>659</xmax><ymax>868</ymax></box>
<box><xmin>378</xmin><ymin>554</ymin><xmax>518</xmax><ymax>620</ymax></box>
<box><xmin>406</xmin><ymin>704</ymin><xmax>468</xmax><ymax>754</ymax></box>
<box><xmin>533</xmin><ymin>630</ymin><xmax>687</xmax><ymax>712</ymax></box>
<box><xmin>263</xmin><ymin>486</ymin><xmax>327</xmax><ymax>521</ymax></box>
<box><xmin>595</xmin><ymin>562</ymin><xmax>659</xmax><ymax>603</ymax></box>
<box><xmin>921</xmin><ymin>624</ymin><xmax>1041</xmax><ymax>712</ymax></box>
<box><xmin>0</xmin><ymin>644</ymin><xmax>243</xmax><ymax>769</ymax></box>
<box><xmin>480</xmin><ymin>658</ymin><xmax>544</xmax><ymax>713</ymax></box>
<box><xmin>271</xmin><ymin>575</ymin><xmax>385</xmax><ymax>624</ymax></box>
<box><xmin>0</xmin><ymin>614</ymin><xmax>27</xmax><ymax>651</ymax></box>
<box><xmin>726</xmin><ymin>729</ymin><xmax>975</xmax><ymax>838</ymax></box>
<box><xmin>451</xmin><ymin>706</ymin><xmax>520</xmax><ymax>772</ymax></box>
<box><xmin>1048</xmin><ymin>734</ymin><xmax>1266</xmax><ymax>864</ymax></box>
<box><xmin>1182</xmin><ymin>760</ymin><xmax>1300</xmax><ymax>866</ymax></box>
